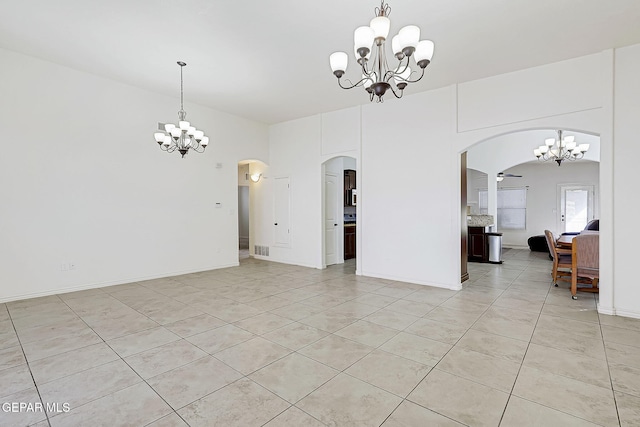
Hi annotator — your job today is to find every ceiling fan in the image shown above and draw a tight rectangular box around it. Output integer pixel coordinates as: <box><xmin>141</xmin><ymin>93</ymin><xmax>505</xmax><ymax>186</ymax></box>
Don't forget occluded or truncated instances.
<box><xmin>496</xmin><ymin>172</ymin><xmax>522</xmax><ymax>181</ymax></box>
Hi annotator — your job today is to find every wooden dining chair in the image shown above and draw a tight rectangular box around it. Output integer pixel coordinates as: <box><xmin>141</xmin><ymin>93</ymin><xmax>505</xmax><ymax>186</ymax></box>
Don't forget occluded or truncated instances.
<box><xmin>571</xmin><ymin>233</ymin><xmax>599</xmax><ymax>300</ymax></box>
<box><xmin>544</xmin><ymin>230</ymin><xmax>572</xmax><ymax>286</ymax></box>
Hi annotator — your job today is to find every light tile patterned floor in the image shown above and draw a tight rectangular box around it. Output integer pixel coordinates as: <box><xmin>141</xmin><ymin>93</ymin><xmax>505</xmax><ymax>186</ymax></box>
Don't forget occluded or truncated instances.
<box><xmin>1</xmin><ymin>249</ymin><xmax>639</xmax><ymax>426</ymax></box>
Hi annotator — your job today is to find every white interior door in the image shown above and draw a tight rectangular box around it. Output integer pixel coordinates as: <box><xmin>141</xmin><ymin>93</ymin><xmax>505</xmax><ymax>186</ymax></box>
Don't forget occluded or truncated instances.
<box><xmin>558</xmin><ymin>185</ymin><xmax>594</xmax><ymax>233</ymax></box>
<box><xmin>324</xmin><ymin>172</ymin><xmax>338</xmax><ymax>266</ymax></box>
<box><xmin>274</xmin><ymin>177</ymin><xmax>290</xmax><ymax>247</ymax></box>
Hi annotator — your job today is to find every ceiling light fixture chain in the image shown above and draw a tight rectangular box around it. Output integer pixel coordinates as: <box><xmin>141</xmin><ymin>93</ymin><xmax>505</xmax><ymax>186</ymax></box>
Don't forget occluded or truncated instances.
<box><xmin>178</xmin><ymin>60</ymin><xmax>186</xmax><ymax>119</ymax></box>
<box><xmin>153</xmin><ymin>61</ymin><xmax>209</xmax><ymax>158</ymax></box>
<box><xmin>533</xmin><ymin>130</ymin><xmax>589</xmax><ymax>166</ymax></box>
<box><xmin>329</xmin><ymin>1</ymin><xmax>434</xmax><ymax>102</ymax></box>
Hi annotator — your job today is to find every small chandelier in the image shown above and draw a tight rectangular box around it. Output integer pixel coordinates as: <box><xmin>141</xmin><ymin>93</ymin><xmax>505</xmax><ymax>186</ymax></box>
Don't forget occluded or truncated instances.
<box><xmin>329</xmin><ymin>1</ymin><xmax>434</xmax><ymax>102</ymax></box>
<box><xmin>534</xmin><ymin>130</ymin><xmax>590</xmax><ymax>166</ymax></box>
<box><xmin>153</xmin><ymin>61</ymin><xmax>209</xmax><ymax>158</ymax></box>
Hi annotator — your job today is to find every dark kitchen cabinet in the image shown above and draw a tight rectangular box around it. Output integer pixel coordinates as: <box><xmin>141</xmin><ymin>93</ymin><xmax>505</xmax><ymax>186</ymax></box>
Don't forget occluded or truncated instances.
<box><xmin>344</xmin><ymin>169</ymin><xmax>356</xmax><ymax>206</ymax></box>
<box><xmin>468</xmin><ymin>226</ymin><xmax>488</xmax><ymax>262</ymax></box>
<box><xmin>344</xmin><ymin>225</ymin><xmax>356</xmax><ymax>260</ymax></box>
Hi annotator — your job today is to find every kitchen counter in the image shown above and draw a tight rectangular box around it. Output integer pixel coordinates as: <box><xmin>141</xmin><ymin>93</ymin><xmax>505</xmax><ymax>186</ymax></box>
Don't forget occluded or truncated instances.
<box><xmin>344</xmin><ymin>223</ymin><xmax>356</xmax><ymax>227</ymax></box>
<box><xmin>467</xmin><ymin>215</ymin><xmax>494</xmax><ymax>227</ymax></box>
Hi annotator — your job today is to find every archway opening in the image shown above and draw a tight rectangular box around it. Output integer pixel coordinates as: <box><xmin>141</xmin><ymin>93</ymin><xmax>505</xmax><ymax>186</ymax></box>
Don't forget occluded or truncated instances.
<box><xmin>462</xmin><ymin>128</ymin><xmax>600</xmax><ymax>283</ymax></box>
<box><xmin>238</xmin><ymin>159</ymin><xmax>268</xmax><ymax>261</ymax></box>
<box><xmin>322</xmin><ymin>155</ymin><xmax>357</xmax><ymax>269</ymax></box>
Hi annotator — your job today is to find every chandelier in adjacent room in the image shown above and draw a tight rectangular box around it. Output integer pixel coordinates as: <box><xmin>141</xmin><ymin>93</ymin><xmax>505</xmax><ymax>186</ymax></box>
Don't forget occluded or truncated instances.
<box><xmin>533</xmin><ymin>130</ymin><xmax>589</xmax><ymax>166</ymax></box>
<box><xmin>329</xmin><ymin>1</ymin><xmax>435</xmax><ymax>102</ymax></box>
<box><xmin>153</xmin><ymin>61</ymin><xmax>209</xmax><ymax>158</ymax></box>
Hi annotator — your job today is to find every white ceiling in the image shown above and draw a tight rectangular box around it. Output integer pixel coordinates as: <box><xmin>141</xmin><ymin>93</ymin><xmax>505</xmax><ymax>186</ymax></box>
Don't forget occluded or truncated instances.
<box><xmin>2</xmin><ymin>0</ymin><xmax>640</xmax><ymax>124</ymax></box>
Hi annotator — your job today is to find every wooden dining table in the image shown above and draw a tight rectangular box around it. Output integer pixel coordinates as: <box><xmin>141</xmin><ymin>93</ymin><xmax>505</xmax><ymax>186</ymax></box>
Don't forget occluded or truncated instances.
<box><xmin>556</xmin><ymin>234</ymin><xmax>576</xmax><ymax>248</ymax></box>
<box><xmin>557</xmin><ymin>230</ymin><xmax>599</xmax><ymax>248</ymax></box>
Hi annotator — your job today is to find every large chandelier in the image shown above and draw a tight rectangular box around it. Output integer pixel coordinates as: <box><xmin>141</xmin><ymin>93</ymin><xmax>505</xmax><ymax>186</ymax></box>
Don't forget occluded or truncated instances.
<box><xmin>533</xmin><ymin>130</ymin><xmax>589</xmax><ymax>166</ymax></box>
<box><xmin>329</xmin><ymin>1</ymin><xmax>434</xmax><ymax>102</ymax></box>
<box><xmin>153</xmin><ymin>61</ymin><xmax>209</xmax><ymax>158</ymax></box>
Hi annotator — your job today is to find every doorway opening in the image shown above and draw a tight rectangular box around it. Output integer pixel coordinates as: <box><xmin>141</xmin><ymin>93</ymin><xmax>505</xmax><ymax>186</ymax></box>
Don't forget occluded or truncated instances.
<box><xmin>558</xmin><ymin>185</ymin><xmax>595</xmax><ymax>234</ymax></box>
<box><xmin>238</xmin><ymin>163</ymin><xmax>250</xmax><ymax>260</ymax></box>
<box><xmin>462</xmin><ymin>129</ymin><xmax>601</xmax><ymax>283</ymax></box>
<box><xmin>237</xmin><ymin>160</ymin><xmax>267</xmax><ymax>261</ymax></box>
<box><xmin>322</xmin><ymin>156</ymin><xmax>357</xmax><ymax>268</ymax></box>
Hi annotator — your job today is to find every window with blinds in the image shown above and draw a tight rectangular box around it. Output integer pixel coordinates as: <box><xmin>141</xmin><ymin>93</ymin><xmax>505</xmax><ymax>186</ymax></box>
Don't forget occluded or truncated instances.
<box><xmin>478</xmin><ymin>188</ymin><xmax>527</xmax><ymax>230</ymax></box>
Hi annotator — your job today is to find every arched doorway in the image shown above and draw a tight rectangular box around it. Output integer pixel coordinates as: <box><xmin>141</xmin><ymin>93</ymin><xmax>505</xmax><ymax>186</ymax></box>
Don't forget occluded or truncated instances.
<box><xmin>237</xmin><ymin>159</ymin><xmax>268</xmax><ymax>261</ymax></box>
<box><xmin>461</xmin><ymin>128</ymin><xmax>601</xmax><ymax>283</ymax></box>
<box><xmin>322</xmin><ymin>156</ymin><xmax>357</xmax><ymax>268</ymax></box>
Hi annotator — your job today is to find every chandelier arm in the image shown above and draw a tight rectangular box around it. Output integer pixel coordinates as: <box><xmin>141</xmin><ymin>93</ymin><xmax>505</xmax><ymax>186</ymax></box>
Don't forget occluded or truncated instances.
<box><xmin>385</xmin><ymin>56</ymin><xmax>409</xmax><ymax>82</ymax></box>
<box><xmin>403</xmin><ymin>66</ymin><xmax>426</xmax><ymax>84</ymax></box>
<box><xmin>361</xmin><ymin>61</ymin><xmax>377</xmax><ymax>83</ymax></box>
<box><xmin>337</xmin><ymin>77</ymin><xmax>370</xmax><ymax>90</ymax></box>
<box><xmin>388</xmin><ymin>85</ymin><xmax>404</xmax><ymax>99</ymax></box>
<box><xmin>159</xmin><ymin>141</ymin><xmax>178</xmax><ymax>153</ymax></box>
<box><xmin>190</xmin><ymin>144</ymin><xmax>206</xmax><ymax>153</ymax></box>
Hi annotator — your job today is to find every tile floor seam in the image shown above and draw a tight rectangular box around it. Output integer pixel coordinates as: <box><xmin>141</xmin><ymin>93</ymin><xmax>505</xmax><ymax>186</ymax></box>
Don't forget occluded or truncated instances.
<box><xmin>599</xmin><ymin>313</ymin><xmax>624</xmax><ymax>426</ymax></box>
<box><xmin>247</xmin><ymin>361</ymin><xmax>339</xmax><ymax>406</ymax></box>
<box><xmin>504</xmin><ymin>394</ymin><xmax>610</xmax><ymax>427</ymax></box>
<box><xmin>398</xmin><ymin>396</ymin><xmax>473</xmax><ymax>427</ymax></box>
<box><xmin>290</xmin><ymin>340</ymin><xmax>375</xmax><ymax>373</ymax></box>
<box><xmin>4</xmin><ymin>308</ymin><xmax>52</xmax><ymax>427</ymax></box>
<box><xmin>495</xmin><ymin>282</ymin><xmax>551</xmax><ymax>426</ymax></box>
<box><xmin>288</xmin><ymin>405</ymin><xmax>330</xmax><ymax>427</ymax></box>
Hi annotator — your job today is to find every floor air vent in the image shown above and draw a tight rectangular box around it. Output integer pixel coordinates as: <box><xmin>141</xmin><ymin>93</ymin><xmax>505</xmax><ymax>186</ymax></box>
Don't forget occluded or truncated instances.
<box><xmin>254</xmin><ymin>245</ymin><xmax>269</xmax><ymax>256</ymax></box>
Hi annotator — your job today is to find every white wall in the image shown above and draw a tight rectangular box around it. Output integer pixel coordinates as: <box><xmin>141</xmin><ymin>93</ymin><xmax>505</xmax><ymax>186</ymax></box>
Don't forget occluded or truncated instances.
<box><xmin>361</xmin><ymin>87</ymin><xmax>458</xmax><ymax>287</ymax></box>
<box><xmin>0</xmin><ymin>48</ymin><xmax>268</xmax><ymax>302</ymax></box>
<box><xmin>612</xmin><ymin>43</ymin><xmax>640</xmax><ymax>317</ymax></box>
<box><xmin>251</xmin><ymin>115</ymin><xmax>323</xmax><ymax>268</ymax></box>
<box><xmin>457</xmin><ymin>53</ymin><xmax>603</xmax><ymax>132</ymax></box>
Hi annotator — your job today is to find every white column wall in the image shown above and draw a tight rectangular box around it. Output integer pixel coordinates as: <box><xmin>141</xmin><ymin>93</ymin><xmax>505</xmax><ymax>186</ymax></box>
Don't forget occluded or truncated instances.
<box><xmin>0</xmin><ymin>48</ymin><xmax>269</xmax><ymax>302</ymax></box>
<box><xmin>360</xmin><ymin>87</ymin><xmax>458</xmax><ymax>287</ymax></box>
<box><xmin>611</xmin><ymin>43</ymin><xmax>640</xmax><ymax>317</ymax></box>
<box><xmin>252</xmin><ymin>115</ymin><xmax>323</xmax><ymax>268</ymax></box>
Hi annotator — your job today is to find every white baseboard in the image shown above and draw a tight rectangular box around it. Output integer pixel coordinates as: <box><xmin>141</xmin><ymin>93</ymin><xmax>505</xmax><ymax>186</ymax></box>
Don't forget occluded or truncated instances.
<box><xmin>359</xmin><ymin>270</ymin><xmax>460</xmax><ymax>291</ymax></box>
<box><xmin>0</xmin><ymin>262</ymin><xmax>240</xmax><ymax>304</ymax></box>
<box><xmin>598</xmin><ymin>304</ymin><xmax>640</xmax><ymax>319</ymax></box>
<box><xmin>252</xmin><ymin>256</ymin><xmax>322</xmax><ymax>270</ymax></box>
<box><xmin>597</xmin><ymin>304</ymin><xmax>616</xmax><ymax>316</ymax></box>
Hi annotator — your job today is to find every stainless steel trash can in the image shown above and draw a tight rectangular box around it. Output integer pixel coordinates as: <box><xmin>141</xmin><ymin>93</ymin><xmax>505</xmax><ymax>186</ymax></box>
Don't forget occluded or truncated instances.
<box><xmin>487</xmin><ymin>232</ymin><xmax>503</xmax><ymax>264</ymax></box>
